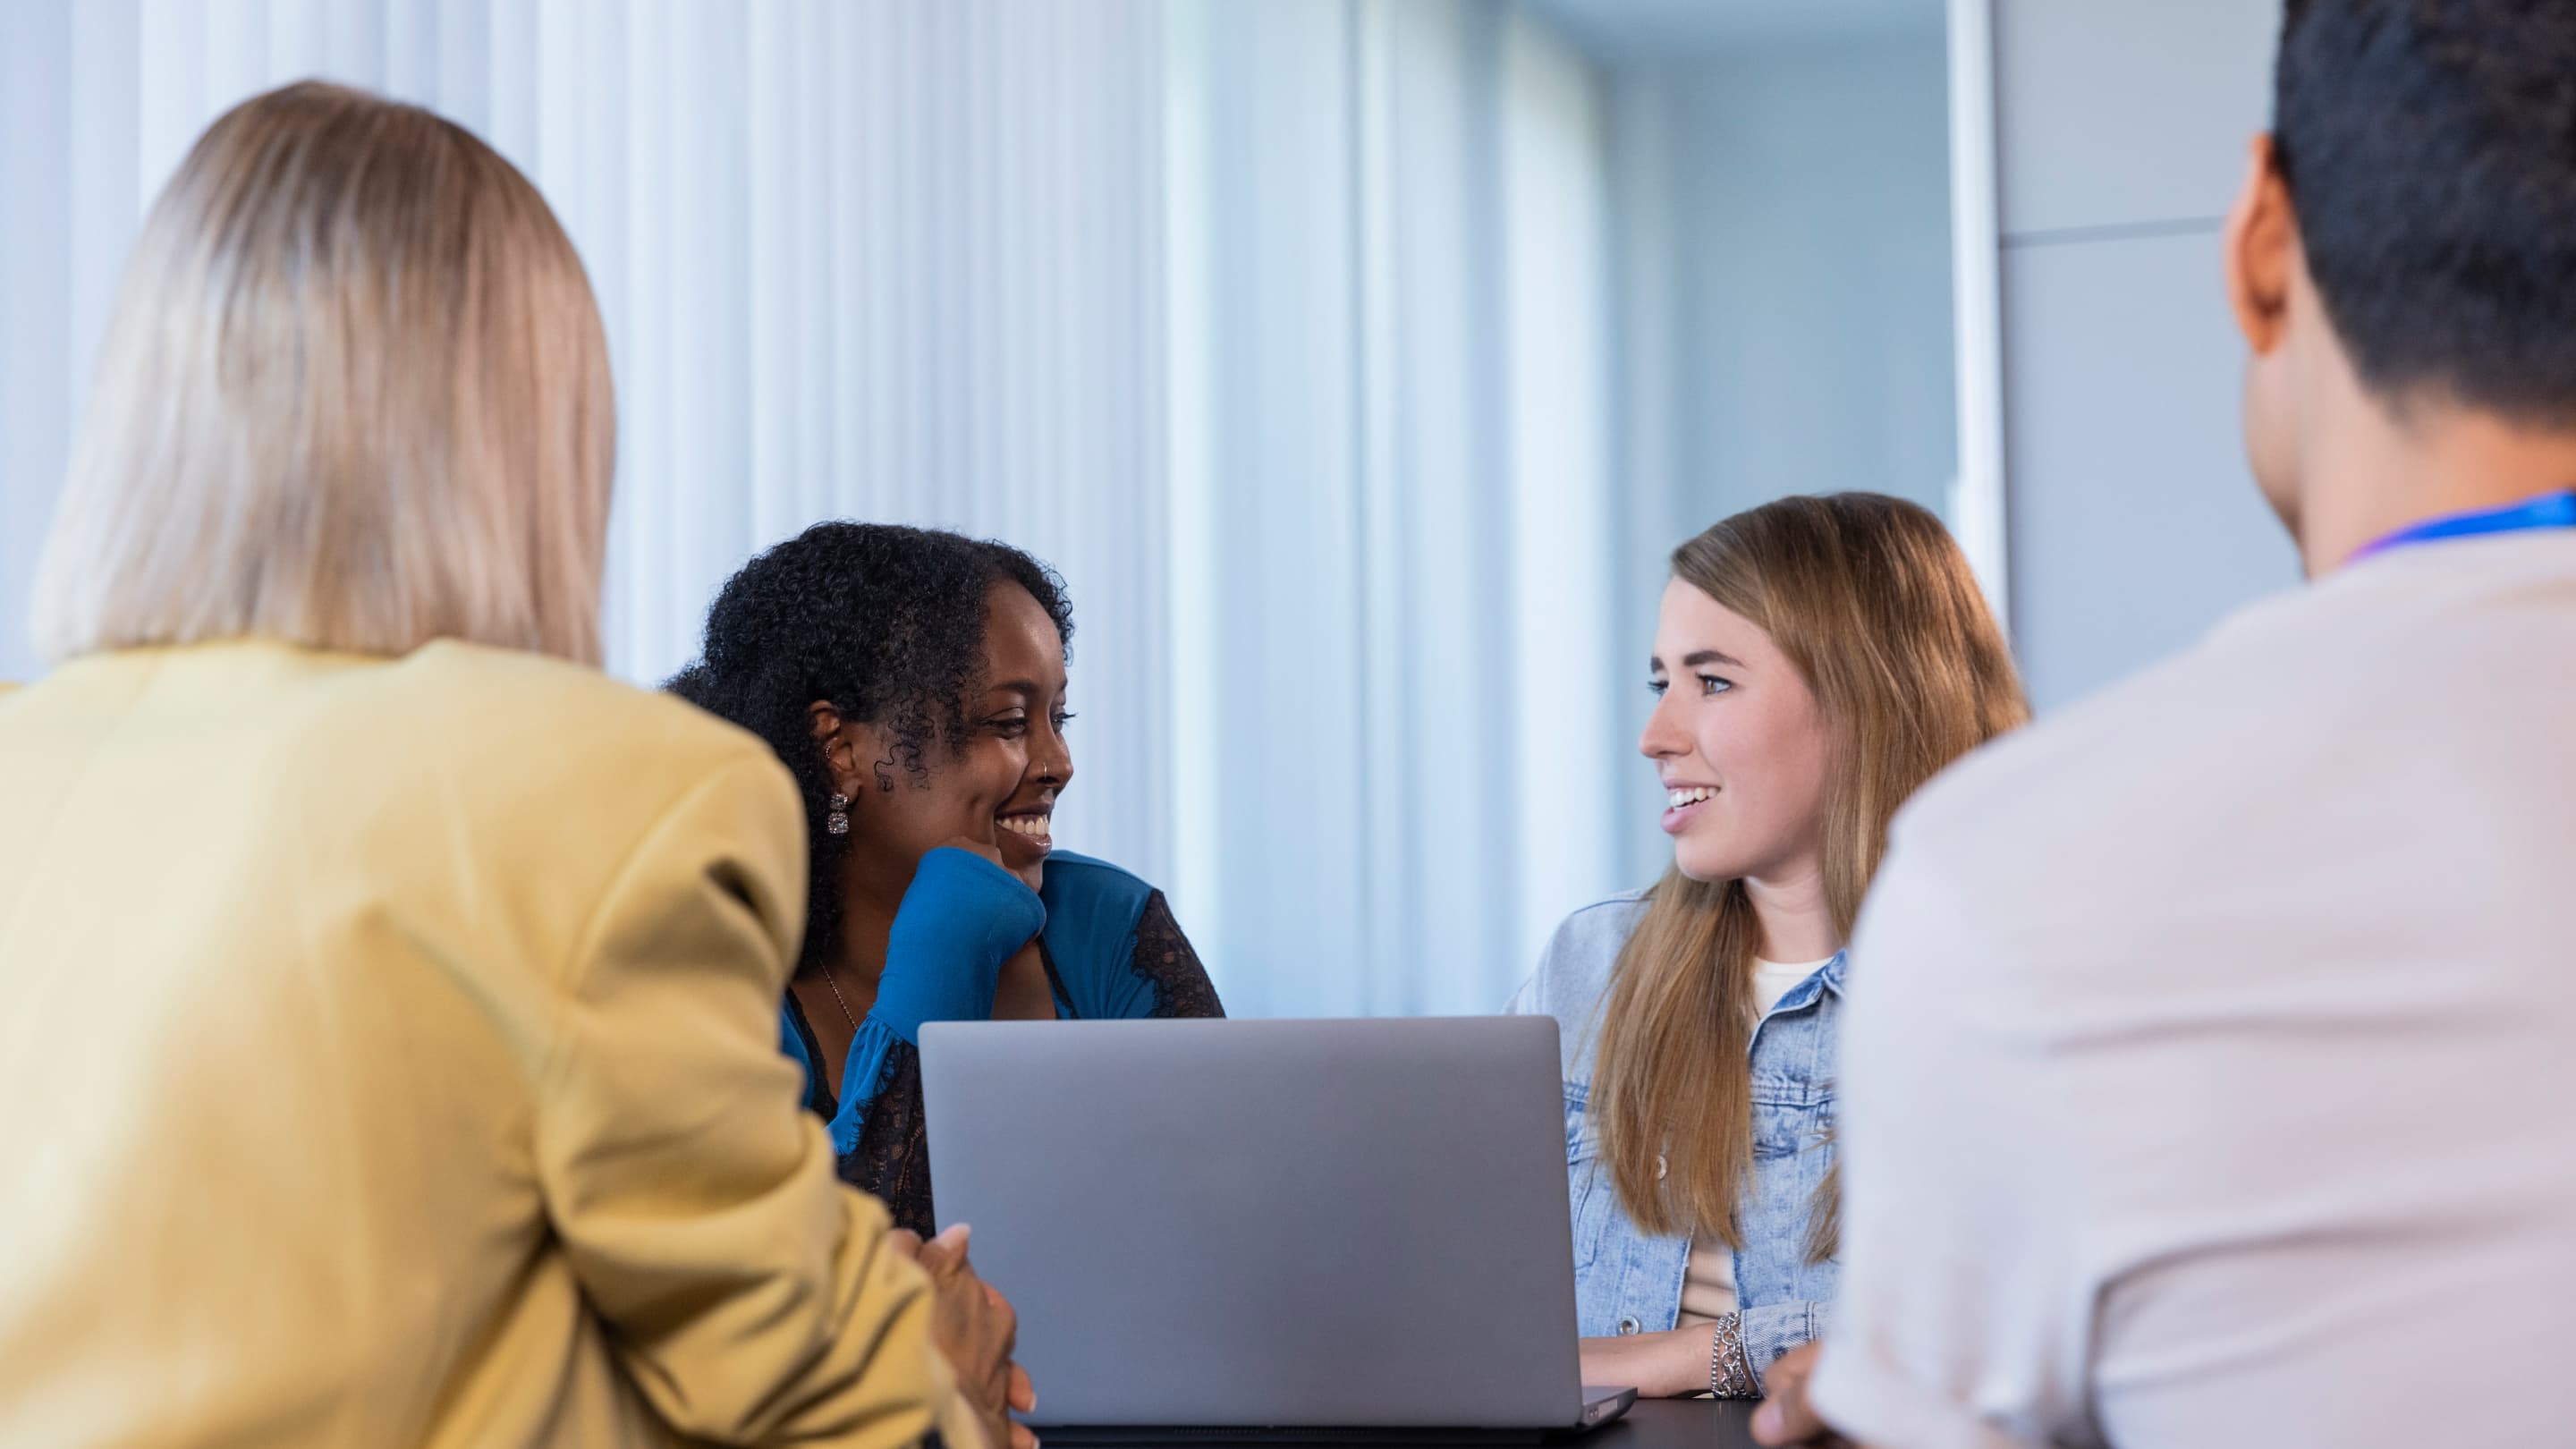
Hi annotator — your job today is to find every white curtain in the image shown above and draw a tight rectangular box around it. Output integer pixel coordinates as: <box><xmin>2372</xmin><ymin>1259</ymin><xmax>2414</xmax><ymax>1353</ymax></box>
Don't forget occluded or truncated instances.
<box><xmin>1164</xmin><ymin>0</ymin><xmax>1623</xmax><ymax>1015</ymax></box>
<box><xmin>0</xmin><ymin>0</ymin><xmax>1176</xmax><ymax>883</ymax></box>
<box><xmin>0</xmin><ymin>0</ymin><xmax>1626</xmax><ymax>1017</ymax></box>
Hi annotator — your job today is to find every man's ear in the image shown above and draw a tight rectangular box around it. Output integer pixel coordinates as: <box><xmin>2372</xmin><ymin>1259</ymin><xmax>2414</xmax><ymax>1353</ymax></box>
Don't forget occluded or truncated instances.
<box><xmin>2225</xmin><ymin>134</ymin><xmax>2299</xmax><ymax>358</ymax></box>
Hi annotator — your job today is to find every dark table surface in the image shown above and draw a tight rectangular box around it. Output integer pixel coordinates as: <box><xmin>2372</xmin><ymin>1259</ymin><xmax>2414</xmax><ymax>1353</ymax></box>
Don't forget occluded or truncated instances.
<box><xmin>1588</xmin><ymin>1399</ymin><xmax>1760</xmax><ymax>1449</ymax></box>
<box><xmin>1046</xmin><ymin>1400</ymin><xmax>1761</xmax><ymax>1449</ymax></box>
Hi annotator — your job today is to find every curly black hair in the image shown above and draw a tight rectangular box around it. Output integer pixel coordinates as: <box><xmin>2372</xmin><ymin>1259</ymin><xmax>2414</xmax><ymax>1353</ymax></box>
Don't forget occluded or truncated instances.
<box><xmin>668</xmin><ymin>521</ymin><xmax>1073</xmax><ymax>976</ymax></box>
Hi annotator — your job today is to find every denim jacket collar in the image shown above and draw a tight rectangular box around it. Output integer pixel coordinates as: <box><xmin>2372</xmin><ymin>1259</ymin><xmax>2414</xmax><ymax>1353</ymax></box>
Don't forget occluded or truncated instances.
<box><xmin>1765</xmin><ymin>948</ymin><xmax>1848</xmax><ymax>1021</ymax></box>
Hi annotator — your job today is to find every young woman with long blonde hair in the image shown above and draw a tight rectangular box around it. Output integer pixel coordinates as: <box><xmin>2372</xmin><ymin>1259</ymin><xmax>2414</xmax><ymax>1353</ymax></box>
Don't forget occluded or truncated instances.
<box><xmin>1509</xmin><ymin>493</ymin><xmax>2026</xmax><ymax>1400</ymax></box>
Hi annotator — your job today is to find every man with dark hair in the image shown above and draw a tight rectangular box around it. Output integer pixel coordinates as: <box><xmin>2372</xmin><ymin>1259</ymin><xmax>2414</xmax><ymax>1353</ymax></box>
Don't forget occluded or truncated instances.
<box><xmin>1752</xmin><ymin>2</ymin><xmax>2576</xmax><ymax>1444</ymax></box>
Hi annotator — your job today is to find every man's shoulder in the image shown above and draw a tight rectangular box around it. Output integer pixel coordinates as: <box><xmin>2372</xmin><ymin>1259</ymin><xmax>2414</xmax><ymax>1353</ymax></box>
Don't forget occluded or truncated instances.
<box><xmin>1902</xmin><ymin>647</ymin><xmax>2233</xmax><ymax>853</ymax></box>
<box><xmin>1905</xmin><ymin>549</ymin><xmax>2576</xmax><ymax>867</ymax></box>
<box><xmin>1877</xmin><ymin>585</ymin><xmax>2354</xmax><ymax>961</ymax></box>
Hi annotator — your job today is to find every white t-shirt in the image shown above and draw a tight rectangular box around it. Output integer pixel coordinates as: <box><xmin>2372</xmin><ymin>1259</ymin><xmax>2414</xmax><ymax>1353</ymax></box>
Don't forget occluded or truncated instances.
<box><xmin>1813</xmin><ymin>534</ymin><xmax>2576</xmax><ymax>1449</ymax></box>
<box><xmin>1677</xmin><ymin>957</ymin><xmax>1835</xmax><ymax>1326</ymax></box>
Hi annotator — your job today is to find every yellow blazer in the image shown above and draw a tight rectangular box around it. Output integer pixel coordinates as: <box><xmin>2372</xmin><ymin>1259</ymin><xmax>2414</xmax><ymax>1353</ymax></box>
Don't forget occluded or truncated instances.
<box><xmin>0</xmin><ymin>641</ymin><xmax>981</xmax><ymax>1449</ymax></box>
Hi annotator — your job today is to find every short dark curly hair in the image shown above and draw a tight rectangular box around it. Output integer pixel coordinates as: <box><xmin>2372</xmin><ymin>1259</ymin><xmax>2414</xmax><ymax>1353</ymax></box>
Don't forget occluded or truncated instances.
<box><xmin>668</xmin><ymin>521</ymin><xmax>1072</xmax><ymax>975</ymax></box>
<box><xmin>2275</xmin><ymin>0</ymin><xmax>2576</xmax><ymax>421</ymax></box>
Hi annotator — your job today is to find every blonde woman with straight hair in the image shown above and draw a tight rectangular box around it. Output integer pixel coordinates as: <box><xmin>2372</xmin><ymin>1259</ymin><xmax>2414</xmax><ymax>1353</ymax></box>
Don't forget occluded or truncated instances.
<box><xmin>0</xmin><ymin>82</ymin><xmax>1025</xmax><ymax>1449</ymax></box>
<box><xmin>1507</xmin><ymin>493</ymin><xmax>2026</xmax><ymax>1402</ymax></box>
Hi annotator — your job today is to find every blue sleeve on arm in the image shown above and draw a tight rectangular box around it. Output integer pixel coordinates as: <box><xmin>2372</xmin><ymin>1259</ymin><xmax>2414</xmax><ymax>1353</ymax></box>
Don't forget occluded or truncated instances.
<box><xmin>825</xmin><ymin>1018</ymin><xmax>913</xmax><ymax>1156</ymax></box>
<box><xmin>1092</xmin><ymin>928</ymin><xmax>1154</xmax><ymax>1020</ymax></box>
<box><xmin>864</xmin><ymin>847</ymin><xmax>1046</xmax><ymax>1043</ymax></box>
<box><xmin>820</xmin><ymin>849</ymin><xmax>1044</xmax><ymax>1157</ymax></box>
<box><xmin>779</xmin><ymin>1006</ymin><xmax>818</xmax><ymax>1099</ymax></box>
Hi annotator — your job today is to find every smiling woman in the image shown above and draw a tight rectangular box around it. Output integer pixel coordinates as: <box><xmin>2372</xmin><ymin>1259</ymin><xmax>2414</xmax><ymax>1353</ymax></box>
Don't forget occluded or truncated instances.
<box><xmin>1507</xmin><ymin>493</ymin><xmax>2025</xmax><ymax>1402</ymax></box>
<box><xmin>671</xmin><ymin>521</ymin><xmax>1224</xmax><ymax>1234</ymax></box>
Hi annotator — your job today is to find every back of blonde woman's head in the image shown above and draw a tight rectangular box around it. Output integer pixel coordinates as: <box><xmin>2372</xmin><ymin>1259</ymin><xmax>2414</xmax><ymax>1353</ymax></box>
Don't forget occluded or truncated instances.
<box><xmin>31</xmin><ymin>80</ymin><xmax>614</xmax><ymax>665</ymax></box>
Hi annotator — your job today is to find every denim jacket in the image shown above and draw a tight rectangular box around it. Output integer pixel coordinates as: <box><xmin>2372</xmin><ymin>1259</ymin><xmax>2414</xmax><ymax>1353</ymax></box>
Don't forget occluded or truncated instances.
<box><xmin>1504</xmin><ymin>891</ymin><xmax>1842</xmax><ymax>1386</ymax></box>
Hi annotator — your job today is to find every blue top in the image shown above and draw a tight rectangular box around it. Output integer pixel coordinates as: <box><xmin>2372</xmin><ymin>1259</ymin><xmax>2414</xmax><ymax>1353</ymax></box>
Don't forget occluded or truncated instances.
<box><xmin>780</xmin><ymin>847</ymin><xmax>1224</xmax><ymax>1232</ymax></box>
<box><xmin>1506</xmin><ymin>890</ymin><xmax>1841</xmax><ymax>1390</ymax></box>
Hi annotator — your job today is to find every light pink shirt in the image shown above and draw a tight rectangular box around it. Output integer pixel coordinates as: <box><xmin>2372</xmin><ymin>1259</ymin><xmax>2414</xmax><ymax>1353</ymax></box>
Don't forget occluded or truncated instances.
<box><xmin>1816</xmin><ymin>536</ymin><xmax>2576</xmax><ymax>1448</ymax></box>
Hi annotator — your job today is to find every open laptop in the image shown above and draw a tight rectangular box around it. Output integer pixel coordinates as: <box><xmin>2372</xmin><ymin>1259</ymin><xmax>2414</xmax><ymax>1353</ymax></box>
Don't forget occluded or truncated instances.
<box><xmin>919</xmin><ymin>1016</ymin><xmax>1636</xmax><ymax>1443</ymax></box>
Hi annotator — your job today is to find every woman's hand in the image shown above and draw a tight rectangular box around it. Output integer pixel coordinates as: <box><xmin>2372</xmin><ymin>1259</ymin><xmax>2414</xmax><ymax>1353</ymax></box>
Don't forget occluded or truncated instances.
<box><xmin>1578</xmin><ymin>1326</ymin><xmax>1718</xmax><ymax>1400</ymax></box>
<box><xmin>910</xmin><ymin>1224</ymin><xmax>1038</xmax><ymax>1449</ymax></box>
<box><xmin>1749</xmin><ymin>1342</ymin><xmax>1849</xmax><ymax>1446</ymax></box>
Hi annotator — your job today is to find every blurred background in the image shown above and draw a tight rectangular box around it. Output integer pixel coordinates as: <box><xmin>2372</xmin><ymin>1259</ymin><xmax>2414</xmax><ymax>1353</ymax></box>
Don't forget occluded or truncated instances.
<box><xmin>0</xmin><ymin>0</ymin><xmax>2292</xmax><ymax>1016</ymax></box>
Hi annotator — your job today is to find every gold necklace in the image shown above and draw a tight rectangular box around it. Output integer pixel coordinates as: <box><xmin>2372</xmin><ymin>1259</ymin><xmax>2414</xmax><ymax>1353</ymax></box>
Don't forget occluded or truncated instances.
<box><xmin>820</xmin><ymin>967</ymin><xmax>860</xmax><ymax>1032</ymax></box>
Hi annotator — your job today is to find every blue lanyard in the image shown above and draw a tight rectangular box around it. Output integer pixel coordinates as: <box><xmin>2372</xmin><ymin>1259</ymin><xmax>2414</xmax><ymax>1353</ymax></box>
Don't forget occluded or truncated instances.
<box><xmin>2350</xmin><ymin>490</ymin><xmax>2576</xmax><ymax>564</ymax></box>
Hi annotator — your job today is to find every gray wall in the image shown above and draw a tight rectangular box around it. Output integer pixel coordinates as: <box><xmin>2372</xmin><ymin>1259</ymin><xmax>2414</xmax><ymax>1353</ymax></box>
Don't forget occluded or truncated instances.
<box><xmin>1613</xmin><ymin>38</ymin><xmax>1957</xmax><ymax>548</ymax></box>
<box><xmin>1604</xmin><ymin>31</ymin><xmax>1957</xmax><ymax>885</ymax></box>
<box><xmin>1992</xmin><ymin>0</ymin><xmax>2300</xmax><ymax>710</ymax></box>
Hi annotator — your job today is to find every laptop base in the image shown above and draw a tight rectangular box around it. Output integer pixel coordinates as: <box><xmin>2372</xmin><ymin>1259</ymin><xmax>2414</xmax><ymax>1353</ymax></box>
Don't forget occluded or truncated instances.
<box><xmin>1036</xmin><ymin>1389</ymin><xmax>1639</xmax><ymax>1445</ymax></box>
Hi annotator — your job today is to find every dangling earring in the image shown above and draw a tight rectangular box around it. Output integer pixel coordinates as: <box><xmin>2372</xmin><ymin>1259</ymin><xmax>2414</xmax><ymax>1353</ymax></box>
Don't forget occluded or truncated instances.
<box><xmin>826</xmin><ymin>792</ymin><xmax>851</xmax><ymax>835</ymax></box>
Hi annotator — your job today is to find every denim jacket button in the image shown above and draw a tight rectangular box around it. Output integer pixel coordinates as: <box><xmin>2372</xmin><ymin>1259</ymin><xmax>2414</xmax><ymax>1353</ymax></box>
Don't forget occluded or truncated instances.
<box><xmin>1617</xmin><ymin>1317</ymin><xmax>1641</xmax><ymax>1336</ymax></box>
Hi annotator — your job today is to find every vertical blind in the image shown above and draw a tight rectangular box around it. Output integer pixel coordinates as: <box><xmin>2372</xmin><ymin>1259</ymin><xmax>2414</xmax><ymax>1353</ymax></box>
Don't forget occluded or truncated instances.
<box><xmin>1165</xmin><ymin>0</ymin><xmax>1625</xmax><ymax>1014</ymax></box>
<box><xmin>0</xmin><ymin>0</ymin><xmax>1627</xmax><ymax>1015</ymax></box>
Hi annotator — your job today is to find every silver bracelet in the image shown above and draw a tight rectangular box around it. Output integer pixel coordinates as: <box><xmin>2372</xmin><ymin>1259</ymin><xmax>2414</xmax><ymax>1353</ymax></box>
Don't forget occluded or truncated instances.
<box><xmin>1708</xmin><ymin>1311</ymin><xmax>1758</xmax><ymax>1399</ymax></box>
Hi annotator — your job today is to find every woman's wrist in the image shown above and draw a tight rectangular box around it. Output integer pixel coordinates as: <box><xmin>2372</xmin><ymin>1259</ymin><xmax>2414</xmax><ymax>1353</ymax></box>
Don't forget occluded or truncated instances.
<box><xmin>1580</xmin><ymin>1327</ymin><xmax>1715</xmax><ymax>1399</ymax></box>
<box><xmin>1707</xmin><ymin>1311</ymin><xmax>1758</xmax><ymax>1399</ymax></box>
<box><xmin>1671</xmin><ymin>1326</ymin><xmax>1726</xmax><ymax>1399</ymax></box>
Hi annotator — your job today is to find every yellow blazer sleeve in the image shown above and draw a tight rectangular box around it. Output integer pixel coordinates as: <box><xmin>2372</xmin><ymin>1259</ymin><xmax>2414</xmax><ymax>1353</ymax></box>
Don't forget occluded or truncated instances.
<box><xmin>532</xmin><ymin>753</ymin><xmax>984</xmax><ymax>1448</ymax></box>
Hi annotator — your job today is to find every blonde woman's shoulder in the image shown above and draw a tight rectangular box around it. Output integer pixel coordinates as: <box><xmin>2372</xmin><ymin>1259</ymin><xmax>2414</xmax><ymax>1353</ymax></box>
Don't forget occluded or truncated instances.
<box><xmin>334</xmin><ymin>642</ymin><xmax>807</xmax><ymax>963</ymax></box>
<box><xmin>402</xmin><ymin>640</ymin><xmax>742</xmax><ymax>738</ymax></box>
<box><xmin>234</xmin><ymin>640</ymin><xmax>801</xmax><ymax>894</ymax></box>
<box><xmin>387</xmin><ymin>640</ymin><xmax>784</xmax><ymax>801</ymax></box>
<box><xmin>4</xmin><ymin>640</ymin><xmax>805</xmax><ymax>1006</ymax></box>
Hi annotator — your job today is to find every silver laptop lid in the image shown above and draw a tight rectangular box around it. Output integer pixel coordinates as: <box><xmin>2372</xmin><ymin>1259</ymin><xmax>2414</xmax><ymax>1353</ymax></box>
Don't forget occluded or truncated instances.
<box><xmin>920</xmin><ymin>1016</ymin><xmax>1586</xmax><ymax>1429</ymax></box>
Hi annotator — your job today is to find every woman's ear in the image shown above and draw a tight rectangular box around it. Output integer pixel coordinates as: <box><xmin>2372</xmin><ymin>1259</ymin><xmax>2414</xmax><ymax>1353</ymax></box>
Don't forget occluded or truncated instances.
<box><xmin>810</xmin><ymin>703</ymin><xmax>902</xmax><ymax>799</ymax></box>
<box><xmin>809</xmin><ymin>703</ymin><xmax>862</xmax><ymax>799</ymax></box>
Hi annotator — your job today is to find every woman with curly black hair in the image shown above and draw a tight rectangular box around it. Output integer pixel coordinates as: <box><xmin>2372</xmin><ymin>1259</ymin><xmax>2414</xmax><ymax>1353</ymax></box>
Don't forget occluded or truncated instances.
<box><xmin>673</xmin><ymin>521</ymin><xmax>1223</xmax><ymax>1234</ymax></box>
